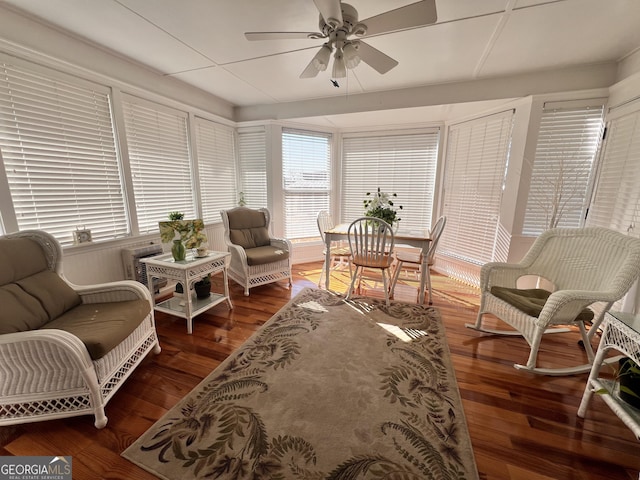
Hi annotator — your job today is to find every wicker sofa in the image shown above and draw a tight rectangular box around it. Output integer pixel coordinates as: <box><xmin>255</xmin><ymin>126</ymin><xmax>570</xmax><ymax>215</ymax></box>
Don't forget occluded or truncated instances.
<box><xmin>0</xmin><ymin>230</ymin><xmax>160</xmax><ymax>428</ymax></box>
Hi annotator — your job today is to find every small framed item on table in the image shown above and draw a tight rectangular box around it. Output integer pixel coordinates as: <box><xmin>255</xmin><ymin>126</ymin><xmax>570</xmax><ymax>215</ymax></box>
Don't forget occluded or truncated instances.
<box><xmin>73</xmin><ymin>227</ymin><xmax>92</xmax><ymax>245</ymax></box>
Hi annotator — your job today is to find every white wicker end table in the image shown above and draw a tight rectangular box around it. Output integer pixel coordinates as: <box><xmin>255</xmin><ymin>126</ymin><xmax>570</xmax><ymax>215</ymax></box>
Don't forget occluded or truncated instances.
<box><xmin>141</xmin><ymin>251</ymin><xmax>232</xmax><ymax>334</ymax></box>
<box><xmin>578</xmin><ymin>311</ymin><xmax>640</xmax><ymax>439</ymax></box>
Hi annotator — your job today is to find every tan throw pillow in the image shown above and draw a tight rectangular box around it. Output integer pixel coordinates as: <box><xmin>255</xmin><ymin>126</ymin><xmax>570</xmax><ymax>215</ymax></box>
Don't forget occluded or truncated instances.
<box><xmin>0</xmin><ymin>283</ymin><xmax>50</xmax><ymax>333</ymax></box>
<box><xmin>250</xmin><ymin>227</ymin><xmax>271</xmax><ymax>247</ymax></box>
<box><xmin>230</xmin><ymin>229</ymin><xmax>256</xmax><ymax>249</ymax></box>
<box><xmin>16</xmin><ymin>271</ymin><xmax>82</xmax><ymax>321</ymax></box>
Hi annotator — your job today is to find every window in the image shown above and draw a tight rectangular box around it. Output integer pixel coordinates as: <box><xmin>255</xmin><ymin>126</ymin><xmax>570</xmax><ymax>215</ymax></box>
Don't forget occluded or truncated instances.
<box><xmin>341</xmin><ymin>130</ymin><xmax>439</xmax><ymax>233</ymax></box>
<box><xmin>237</xmin><ymin>126</ymin><xmax>267</xmax><ymax>208</ymax></box>
<box><xmin>0</xmin><ymin>57</ymin><xmax>127</xmax><ymax>246</ymax></box>
<box><xmin>194</xmin><ymin>117</ymin><xmax>237</xmax><ymax>223</ymax></box>
<box><xmin>282</xmin><ymin>128</ymin><xmax>331</xmax><ymax>240</ymax></box>
<box><xmin>587</xmin><ymin>104</ymin><xmax>640</xmax><ymax>236</ymax></box>
<box><xmin>439</xmin><ymin>110</ymin><xmax>514</xmax><ymax>284</ymax></box>
<box><xmin>523</xmin><ymin>102</ymin><xmax>604</xmax><ymax>235</ymax></box>
<box><xmin>122</xmin><ymin>95</ymin><xmax>195</xmax><ymax>233</ymax></box>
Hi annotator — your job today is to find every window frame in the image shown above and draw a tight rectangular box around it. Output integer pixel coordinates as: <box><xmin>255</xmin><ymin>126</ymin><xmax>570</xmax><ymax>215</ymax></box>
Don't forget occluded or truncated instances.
<box><xmin>438</xmin><ymin>110</ymin><xmax>514</xmax><ymax>284</ymax></box>
<box><xmin>121</xmin><ymin>93</ymin><xmax>196</xmax><ymax>235</ymax></box>
<box><xmin>281</xmin><ymin>127</ymin><xmax>332</xmax><ymax>241</ymax></box>
<box><xmin>340</xmin><ymin>128</ymin><xmax>440</xmax><ymax>234</ymax></box>
<box><xmin>523</xmin><ymin>100</ymin><xmax>605</xmax><ymax>235</ymax></box>
<box><xmin>0</xmin><ymin>55</ymin><xmax>128</xmax><ymax>246</ymax></box>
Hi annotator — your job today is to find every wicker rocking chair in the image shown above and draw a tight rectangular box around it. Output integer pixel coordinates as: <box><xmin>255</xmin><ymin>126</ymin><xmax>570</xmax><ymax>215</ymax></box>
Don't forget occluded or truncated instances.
<box><xmin>467</xmin><ymin>227</ymin><xmax>640</xmax><ymax>375</ymax></box>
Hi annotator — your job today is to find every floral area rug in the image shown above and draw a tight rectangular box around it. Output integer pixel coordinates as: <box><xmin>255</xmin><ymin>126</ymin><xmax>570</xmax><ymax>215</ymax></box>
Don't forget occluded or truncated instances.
<box><xmin>122</xmin><ymin>287</ymin><xmax>478</xmax><ymax>480</ymax></box>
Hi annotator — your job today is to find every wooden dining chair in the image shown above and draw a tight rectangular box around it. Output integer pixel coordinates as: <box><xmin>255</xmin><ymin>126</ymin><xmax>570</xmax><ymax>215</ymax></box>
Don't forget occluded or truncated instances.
<box><xmin>317</xmin><ymin>210</ymin><xmax>351</xmax><ymax>288</ymax></box>
<box><xmin>346</xmin><ymin>217</ymin><xmax>395</xmax><ymax>306</ymax></box>
<box><xmin>390</xmin><ymin>216</ymin><xmax>446</xmax><ymax>305</ymax></box>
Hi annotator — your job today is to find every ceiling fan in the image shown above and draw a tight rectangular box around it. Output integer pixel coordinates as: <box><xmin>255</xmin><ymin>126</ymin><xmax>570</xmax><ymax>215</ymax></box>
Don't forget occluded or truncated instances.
<box><xmin>244</xmin><ymin>0</ymin><xmax>437</xmax><ymax>79</ymax></box>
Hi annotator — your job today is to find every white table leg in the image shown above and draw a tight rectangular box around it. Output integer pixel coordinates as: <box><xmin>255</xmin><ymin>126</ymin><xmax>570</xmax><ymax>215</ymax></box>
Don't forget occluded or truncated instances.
<box><xmin>325</xmin><ymin>235</ymin><xmax>332</xmax><ymax>290</ymax></box>
<box><xmin>184</xmin><ymin>273</ymin><xmax>193</xmax><ymax>335</ymax></box>
<box><xmin>223</xmin><ymin>268</ymin><xmax>233</xmax><ymax>309</ymax></box>
<box><xmin>417</xmin><ymin>243</ymin><xmax>429</xmax><ymax>305</ymax></box>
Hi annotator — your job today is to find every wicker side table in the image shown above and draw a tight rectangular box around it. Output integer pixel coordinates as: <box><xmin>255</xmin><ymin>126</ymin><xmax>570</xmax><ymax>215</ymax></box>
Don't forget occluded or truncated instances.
<box><xmin>578</xmin><ymin>311</ymin><xmax>640</xmax><ymax>440</ymax></box>
<box><xmin>141</xmin><ymin>251</ymin><xmax>232</xmax><ymax>334</ymax></box>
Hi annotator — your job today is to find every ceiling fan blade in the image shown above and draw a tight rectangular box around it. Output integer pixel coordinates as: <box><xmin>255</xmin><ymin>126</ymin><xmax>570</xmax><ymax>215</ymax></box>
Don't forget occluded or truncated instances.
<box><xmin>300</xmin><ymin>59</ymin><xmax>321</xmax><ymax>79</ymax></box>
<box><xmin>355</xmin><ymin>41</ymin><xmax>398</xmax><ymax>74</ymax></box>
<box><xmin>245</xmin><ymin>31</ymin><xmax>324</xmax><ymax>41</ymax></box>
<box><xmin>313</xmin><ymin>0</ymin><xmax>343</xmax><ymax>27</ymax></box>
<box><xmin>360</xmin><ymin>0</ymin><xmax>437</xmax><ymax>37</ymax></box>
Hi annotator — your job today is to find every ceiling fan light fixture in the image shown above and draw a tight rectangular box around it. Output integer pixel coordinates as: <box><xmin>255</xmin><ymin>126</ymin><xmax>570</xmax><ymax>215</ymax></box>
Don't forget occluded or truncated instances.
<box><xmin>311</xmin><ymin>44</ymin><xmax>333</xmax><ymax>71</ymax></box>
<box><xmin>332</xmin><ymin>50</ymin><xmax>347</xmax><ymax>78</ymax></box>
<box><xmin>342</xmin><ymin>41</ymin><xmax>361</xmax><ymax>69</ymax></box>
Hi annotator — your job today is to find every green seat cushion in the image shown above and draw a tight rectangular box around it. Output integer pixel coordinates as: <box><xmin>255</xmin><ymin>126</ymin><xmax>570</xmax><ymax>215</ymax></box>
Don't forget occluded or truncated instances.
<box><xmin>491</xmin><ymin>286</ymin><xmax>594</xmax><ymax>322</ymax></box>
<box><xmin>0</xmin><ymin>283</ymin><xmax>49</xmax><ymax>333</ymax></box>
<box><xmin>245</xmin><ymin>245</ymin><xmax>290</xmax><ymax>266</ymax></box>
<box><xmin>42</xmin><ymin>299</ymin><xmax>151</xmax><ymax>360</ymax></box>
<box><xmin>16</xmin><ymin>271</ymin><xmax>82</xmax><ymax>320</ymax></box>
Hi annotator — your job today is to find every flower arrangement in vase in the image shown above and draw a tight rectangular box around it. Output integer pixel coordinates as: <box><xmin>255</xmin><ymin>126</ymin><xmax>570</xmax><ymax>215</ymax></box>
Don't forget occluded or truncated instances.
<box><xmin>363</xmin><ymin>187</ymin><xmax>403</xmax><ymax>228</ymax></box>
<box><xmin>159</xmin><ymin>212</ymin><xmax>207</xmax><ymax>261</ymax></box>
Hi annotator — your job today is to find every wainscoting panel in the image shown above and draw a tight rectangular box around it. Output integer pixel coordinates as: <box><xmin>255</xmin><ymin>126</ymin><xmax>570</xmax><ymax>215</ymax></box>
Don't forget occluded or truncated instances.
<box><xmin>62</xmin><ymin>224</ymin><xmax>227</xmax><ymax>285</ymax></box>
<box><xmin>61</xmin><ymin>224</ymin><xmax>318</xmax><ymax>285</ymax></box>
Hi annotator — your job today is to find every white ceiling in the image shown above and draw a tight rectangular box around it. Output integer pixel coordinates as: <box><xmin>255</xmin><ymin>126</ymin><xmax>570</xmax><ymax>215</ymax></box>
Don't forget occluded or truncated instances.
<box><xmin>1</xmin><ymin>0</ymin><xmax>640</xmax><ymax>126</ymax></box>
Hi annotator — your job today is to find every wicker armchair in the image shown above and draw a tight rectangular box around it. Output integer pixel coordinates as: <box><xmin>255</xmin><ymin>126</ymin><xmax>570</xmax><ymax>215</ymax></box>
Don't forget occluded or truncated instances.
<box><xmin>467</xmin><ymin>227</ymin><xmax>640</xmax><ymax>375</ymax></box>
<box><xmin>220</xmin><ymin>207</ymin><xmax>293</xmax><ymax>296</ymax></box>
<box><xmin>0</xmin><ymin>230</ymin><xmax>161</xmax><ymax>428</ymax></box>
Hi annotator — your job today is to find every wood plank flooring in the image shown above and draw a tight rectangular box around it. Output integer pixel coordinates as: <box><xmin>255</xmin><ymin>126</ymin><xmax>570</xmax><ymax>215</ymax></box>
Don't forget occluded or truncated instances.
<box><xmin>1</xmin><ymin>262</ymin><xmax>639</xmax><ymax>479</ymax></box>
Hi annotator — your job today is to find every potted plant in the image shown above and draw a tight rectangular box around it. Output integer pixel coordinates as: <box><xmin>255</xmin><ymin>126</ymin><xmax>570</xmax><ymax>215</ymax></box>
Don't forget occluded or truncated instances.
<box><xmin>618</xmin><ymin>357</ymin><xmax>640</xmax><ymax>409</ymax></box>
<box><xmin>194</xmin><ymin>274</ymin><xmax>211</xmax><ymax>299</ymax></box>
<box><xmin>363</xmin><ymin>187</ymin><xmax>403</xmax><ymax>228</ymax></box>
<box><xmin>159</xmin><ymin>213</ymin><xmax>207</xmax><ymax>261</ymax></box>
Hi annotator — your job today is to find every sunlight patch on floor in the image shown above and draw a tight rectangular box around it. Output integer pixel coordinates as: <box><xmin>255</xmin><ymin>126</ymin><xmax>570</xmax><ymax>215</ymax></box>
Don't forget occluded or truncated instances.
<box><xmin>297</xmin><ymin>262</ymin><xmax>480</xmax><ymax>307</ymax></box>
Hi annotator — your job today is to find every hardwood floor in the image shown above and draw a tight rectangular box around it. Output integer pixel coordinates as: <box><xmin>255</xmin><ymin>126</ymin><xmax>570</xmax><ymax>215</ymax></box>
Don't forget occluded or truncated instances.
<box><xmin>2</xmin><ymin>262</ymin><xmax>639</xmax><ymax>479</ymax></box>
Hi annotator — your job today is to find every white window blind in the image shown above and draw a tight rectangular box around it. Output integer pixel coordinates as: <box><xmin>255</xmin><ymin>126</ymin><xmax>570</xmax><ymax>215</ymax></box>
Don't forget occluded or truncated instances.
<box><xmin>341</xmin><ymin>131</ymin><xmax>439</xmax><ymax>232</ymax></box>
<box><xmin>122</xmin><ymin>95</ymin><xmax>195</xmax><ymax>233</ymax></box>
<box><xmin>237</xmin><ymin>126</ymin><xmax>267</xmax><ymax>208</ymax></box>
<box><xmin>282</xmin><ymin>128</ymin><xmax>331</xmax><ymax>239</ymax></box>
<box><xmin>0</xmin><ymin>58</ymin><xmax>127</xmax><ymax>246</ymax></box>
<box><xmin>587</xmin><ymin>106</ymin><xmax>640</xmax><ymax>236</ymax></box>
<box><xmin>194</xmin><ymin>117</ymin><xmax>237</xmax><ymax>223</ymax></box>
<box><xmin>440</xmin><ymin>110</ymin><xmax>514</xmax><ymax>273</ymax></box>
<box><xmin>523</xmin><ymin>102</ymin><xmax>604</xmax><ymax>235</ymax></box>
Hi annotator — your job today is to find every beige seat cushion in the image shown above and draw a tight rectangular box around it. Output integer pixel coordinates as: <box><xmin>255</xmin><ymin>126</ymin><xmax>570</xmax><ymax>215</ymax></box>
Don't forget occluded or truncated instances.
<box><xmin>43</xmin><ymin>299</ymin><xmax>151</xmax><ymax>360</ymax></box>
<box><xmin>491</xmin><ymin>286</ymin><xmax>594</xmax><ymax>322</ymax></box>
<box><xmin>245</xmin><ymin>245</ymin><xmax>289</xmax><ymax>266</ymax></box>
